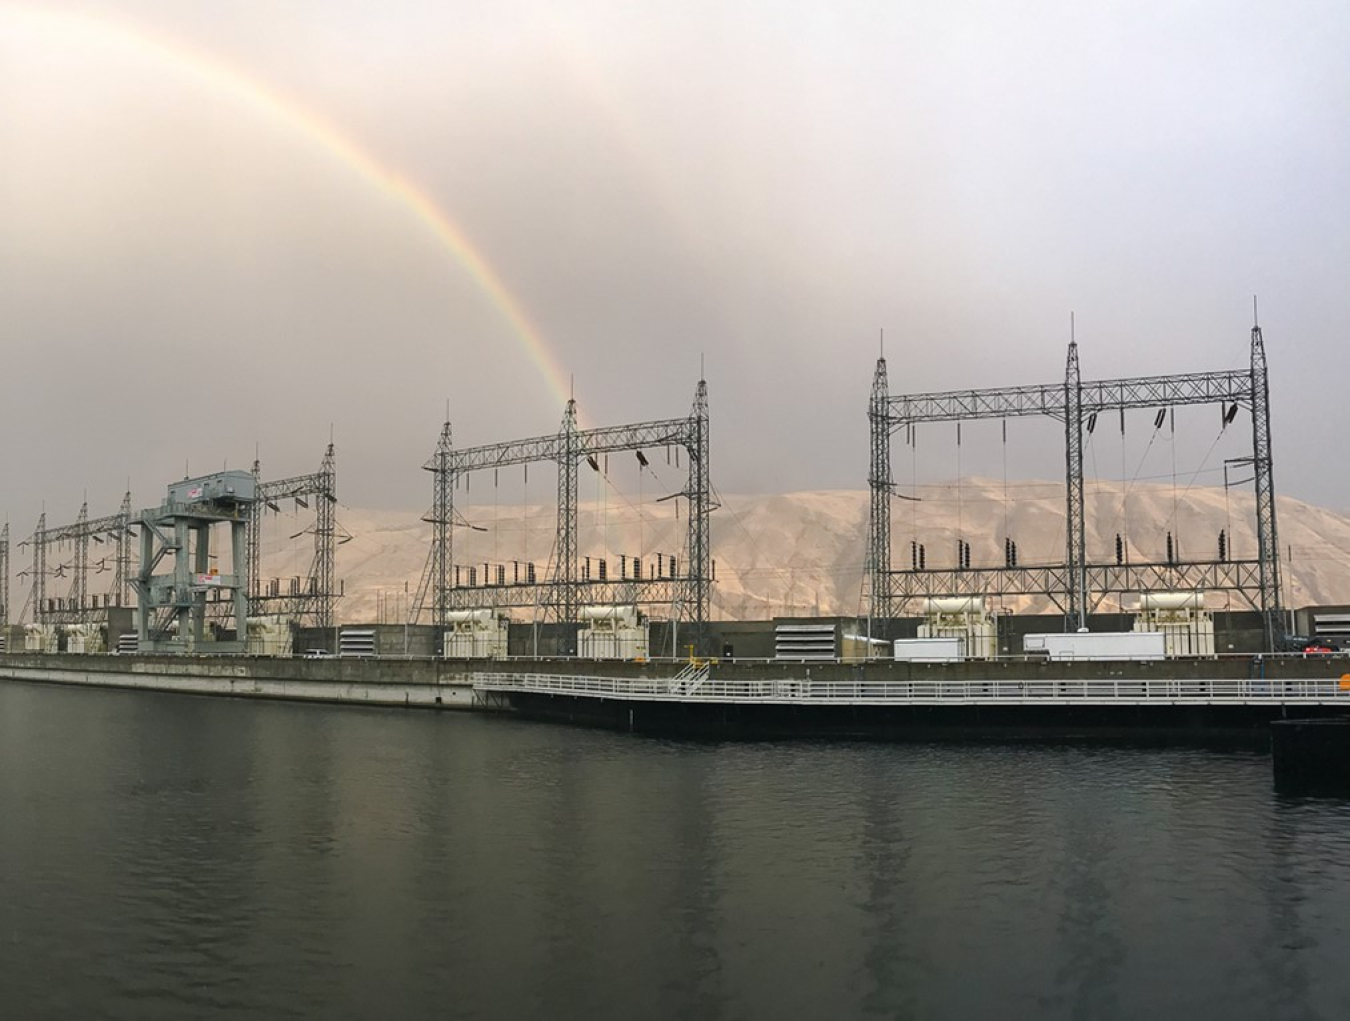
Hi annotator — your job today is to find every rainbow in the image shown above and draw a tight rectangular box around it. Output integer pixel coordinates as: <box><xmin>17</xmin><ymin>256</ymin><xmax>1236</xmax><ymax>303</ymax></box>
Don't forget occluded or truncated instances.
<box><xmin>0</xmin><ymin>4</ymin><xmax>574</xmax><ymax>410</ymax></box>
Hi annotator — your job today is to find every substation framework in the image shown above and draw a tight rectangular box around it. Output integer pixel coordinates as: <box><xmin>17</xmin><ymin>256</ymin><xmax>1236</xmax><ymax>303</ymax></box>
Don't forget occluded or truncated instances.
<box><xmin>10</xmin><ymin>446</ymin><xmax>338</xmax><ymax>634</ymax></box>
<box><xmin>247</xmin><ymin>443</ymin><xmax>339</xmax><ymax>629</ymax></box>
<box><xmin>20</xmin><ymin>492</ymin><xmax>135</xmax><ymax>626</ymax></box>
<box><xmin>417</xmin><ymin>379</ymin><xmax>715</xmax><ymax>653</ymax></box>
<box><xmin>866</xmin><ymin>321</ymin><xmax>1282</xmax><ymax>649</ymax></box>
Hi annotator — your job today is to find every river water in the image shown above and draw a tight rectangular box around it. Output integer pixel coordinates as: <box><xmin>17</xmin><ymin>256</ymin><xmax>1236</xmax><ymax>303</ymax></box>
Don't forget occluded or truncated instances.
<box><xmin>3</xmin><ymin>681</ymin><xmax>1349</xmax><ymax>1020</ymax></box>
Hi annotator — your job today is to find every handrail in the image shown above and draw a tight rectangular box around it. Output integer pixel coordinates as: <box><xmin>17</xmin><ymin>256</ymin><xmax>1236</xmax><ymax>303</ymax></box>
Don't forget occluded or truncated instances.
<box><xmin>471</xmin><ymin>671</ymin><xmax>1350</xmax><ymax>705</ymax></box>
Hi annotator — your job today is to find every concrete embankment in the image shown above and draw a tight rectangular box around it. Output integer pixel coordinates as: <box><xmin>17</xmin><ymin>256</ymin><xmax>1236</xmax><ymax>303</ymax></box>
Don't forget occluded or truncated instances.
<box><xmin>2</xmin><ymin>653</ymin><xmax>1347</xmax><ymax>740</ymax></box>
<box><xmin>0</xmin><ymin>653</ymin><xmax>485</xmax><ymax>710</ymax></box>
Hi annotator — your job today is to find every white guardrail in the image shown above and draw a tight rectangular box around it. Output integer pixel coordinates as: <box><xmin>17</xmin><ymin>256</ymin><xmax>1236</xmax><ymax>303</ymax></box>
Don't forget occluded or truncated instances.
<box><xmin>472</xmin><ymin>671</ymin><xmax>1350</xmax><ymax>705</ymax></box>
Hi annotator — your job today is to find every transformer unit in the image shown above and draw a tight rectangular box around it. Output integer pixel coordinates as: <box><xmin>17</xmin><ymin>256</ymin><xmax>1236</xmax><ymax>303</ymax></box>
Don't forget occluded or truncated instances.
<box><xmin>443</xmin><ymin>609</ymin><xmax>509</xmax><ymax>660</ymax></box>
<box><xmin>918</xmin><ymin>597</ymin><xmax>996</xmax><ymax>660</ymax></box>
<box><xmin>1132</xmin><ymin>592</ymin><xmax>1215</xmax><ymax>658</ymax></box>
<box><xmin>578</xmin><ymin>605</ymin><xmax>648</xmax><ymax>661</ymax></box>
<box><xmin>246</xmin><ymin>616</ymin><xmax>294</xmax><ymax>657</ymax></box>
<box><xmin>22</xmin><ymin>624</ymin><xmax>58</xmax><ymax>653</ymax></box>
<box><xmin>66</xmin><ymin>624</ymin><xmax>105</xmax><ymax>654</ymax></box>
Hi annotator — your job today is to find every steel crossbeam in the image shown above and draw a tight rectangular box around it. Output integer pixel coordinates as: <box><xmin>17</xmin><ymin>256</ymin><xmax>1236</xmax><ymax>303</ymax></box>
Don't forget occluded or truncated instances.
<box><xmin>891</xmin><ymin>560</ymin><xmax>1262</xmax><ymax>606</ymax></box>
<box><xmin>438</xmin><ymin>417</ymin><xmax>693</xmax><ymax>473</ymax></box>
<box><xmin>884</xmin><ymin>369</ymin><xmax>1254</xmax><ymax>426</ymax></box>
<box><xmin>418</xmin><ymin>578</ymin><xmax>679</xmax><ymax>612</ymax></box>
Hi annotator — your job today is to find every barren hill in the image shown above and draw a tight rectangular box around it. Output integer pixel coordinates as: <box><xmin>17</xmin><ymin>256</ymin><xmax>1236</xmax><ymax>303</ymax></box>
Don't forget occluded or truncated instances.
<box><xmin>254</xmin><ymin>482</ymin><xmax>1350</xmax><ymax>622</ymax></box>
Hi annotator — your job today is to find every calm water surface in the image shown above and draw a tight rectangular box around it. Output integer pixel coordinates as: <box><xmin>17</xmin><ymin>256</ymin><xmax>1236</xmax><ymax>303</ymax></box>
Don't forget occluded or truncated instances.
<box><xmin>3</xmin><ymin>681</ymin><xmax>1350</xmax><ymax>1020</ymax></box>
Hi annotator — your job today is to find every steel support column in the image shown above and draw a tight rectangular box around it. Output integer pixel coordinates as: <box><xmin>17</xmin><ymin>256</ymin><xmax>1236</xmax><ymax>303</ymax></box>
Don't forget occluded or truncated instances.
<box><xmin>113</xmin><ymin>491</ymin><xmax>132</xmax><ymax>607</ymax></box>
<box><xmin>1250</xmin><ymin>318</ymin><xmax>1282</xmax><ymax>648</ymax></box>
<box><xmin>866</xmin><ymin>355</ymin><xmax>893</xmax><ymax>623</ymax></box>
<box><xmin>428</xmin><ymin>421</ymin><xmax>453</xmax><ymax>629</ymax></box>
<box><xmin>683</xmin><ymin>378</ymin><xmax>713</xmax><ymax>654</ymax></box>
<box><xmin>1064</xmin><ymin>341</ymin><xmax>1087</xmax><ymax>630</ymax></box>
<box><xmin>0</xmin><ymin>523</ymin><xmax>9</xmax><ymax>628</ymax></box>
<box><xmin>31</xmin><ymin>512</ymin><xmax>46</xmax><ymax>624</ymax></box>
<box><xmin>554</xmin><ymin>399</ymin><xmax>580</xmax><ymax>628</ymax></box>
<box><xmin>70</xmin><ymin>501</ymin><xmax>89</xmax><ymax>623</ymax></box>
<box><xmin>314</xmin><ymin>443</ymin><xmax>336</xmax><ymax>630</ymax></box>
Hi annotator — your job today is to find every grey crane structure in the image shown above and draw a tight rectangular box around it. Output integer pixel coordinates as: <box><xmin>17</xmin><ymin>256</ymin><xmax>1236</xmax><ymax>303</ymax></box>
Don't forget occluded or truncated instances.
<box><xmin>866</xmin><ymin>320</ymin><xmax>1282</xmax><ymax>650</ymax></box>
<box><xmin>416</xmin><ymin>378</ymin><xmax>716</xmax><ymax>654</ymax></box>
<box><xmin>132</xmin><ymin>471</ymin><xmax>255</xmax><ymax>654</ymax></box>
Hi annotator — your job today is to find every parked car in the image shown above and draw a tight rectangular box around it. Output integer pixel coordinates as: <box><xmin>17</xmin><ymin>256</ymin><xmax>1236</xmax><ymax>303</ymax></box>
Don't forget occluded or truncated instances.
<box><xmin>1277</xmin><ymin>635</ymin><xmax>1338</xmax><ymax>654</ymax></box>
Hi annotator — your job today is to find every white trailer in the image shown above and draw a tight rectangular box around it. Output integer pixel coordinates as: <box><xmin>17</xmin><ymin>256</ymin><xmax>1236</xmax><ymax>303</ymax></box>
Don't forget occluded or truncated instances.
<box><xmin>1023</xmin><ymin>631</ymin><xmax>1166</xmax><ymax>661</ymax></box>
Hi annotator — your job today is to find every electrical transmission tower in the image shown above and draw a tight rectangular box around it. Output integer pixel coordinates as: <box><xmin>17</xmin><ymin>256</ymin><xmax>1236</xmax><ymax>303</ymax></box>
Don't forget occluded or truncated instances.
<box><xmin>22</xmin><ymin>512</ymin><xmax>46</xmax><ymax>624</ymax></box>
<box><xmin>411</xmin><ymin>421</ymin><xmax>454</xmax><ymax>630</ymax></box>
<box><xmin>866</xmin><ymin>324</ymin><xmax>1283</xmax><ymax>647</ymax></box>
<box><xmin>248</xmin><ymin>443</ymin><xmax>340</xmax><ymax>629</ymax></box>
<box><xmin>416</xmin><ymin>377</ymin><xmax>717</xmax><ymax>654</ymax></box>
<box><xmin>31</xmin><ymin>492</ymin><xmax>136</xmax><ymax>626</ymax></box>
<box><xmin>0</xmin><ymin>523</ymin><xmax>9</xmax><ymax>630</ymax></box>
<box><xmin>865</xmin><ymin>353</ymin><xmax>893</xmax><ymax>623</ymax></box>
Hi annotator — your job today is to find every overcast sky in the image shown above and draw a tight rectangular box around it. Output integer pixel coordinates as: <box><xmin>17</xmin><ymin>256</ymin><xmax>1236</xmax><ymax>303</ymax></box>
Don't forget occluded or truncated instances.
<box><xmin>2</xmin><ymin>0</ymin><xmax>1347</xmax><ymax>539</ymax></box>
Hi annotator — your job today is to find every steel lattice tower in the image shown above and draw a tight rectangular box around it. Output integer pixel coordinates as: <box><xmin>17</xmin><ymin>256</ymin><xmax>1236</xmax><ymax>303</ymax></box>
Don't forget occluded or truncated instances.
<box><xmin>683</xmin><ymin>378</ymin><xmax>713</xmax><ymax>652</ymax></box>
<box><xmin>554</xmin><ymin>399</ymin><xmax>580</xmax><ymax>627</ymax></box>
<box><xmin>31</xmin><ymin>512</ymin><xmax>46</xmax><ymax>624</ymax></box>
<box><xmin>1249</xmin><ymin>316</ymin><xmax>1282</xmax><ymax>649</ymax></box>
<box><xmin>866</xmin><ymin>355</ymin><xmax>893</xmax><ymax>623</ymax></box>
<box><xmin>1063</xmin><ymin>341</ymin><xmax>1087</xmax><ymax>630</ymax></box>
<box><xmin>248</xmin><ymin>458</ymin><xmax>263</xmax><ymax>603</ymax></box>
<box><xmin>247</xmin><ymin>447</ymin><xmax>339</xmax><ymax>627</ymax></box>
<box><xmin>0</xmin><ymin>523</ymin><xmax>9</xmax><ymax>628</ymax></box>
<box><xmin>430</xmin><ymin>421</ymin><xmax>453</xmax><ymax>628</ymax></box>
<box><xmin>70</xmin><ymin>501</ymin><xmax>89</xmax><ymax>622</ymax></box>
<box><xmin>113</xmin><ymin>491</ymin><xmax>132</xmax><ymax>607</ymax></box>
<box><xmin>315</xmin><ymin>442</ymin><xmax>337</xmax><ymax>630</ymax></box>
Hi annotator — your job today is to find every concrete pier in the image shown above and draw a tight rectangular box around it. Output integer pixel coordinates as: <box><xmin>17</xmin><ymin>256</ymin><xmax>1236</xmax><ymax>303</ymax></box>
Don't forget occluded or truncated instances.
<box><xmin>1272</xmin><ymin>717</ymin><xmax>1350</xmax><ymax>793</ymax></box>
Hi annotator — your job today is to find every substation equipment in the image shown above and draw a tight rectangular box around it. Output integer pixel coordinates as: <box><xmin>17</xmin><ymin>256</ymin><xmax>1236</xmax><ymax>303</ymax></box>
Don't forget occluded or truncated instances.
<box><xmin>415</xmin><ymin>378</ymin><xmax>715</xmax><ymax>655</ymax></box>
<box><xmin>866</xmin><ymin>318</ymin><xmax>1282</xmax><ymax>650</ymax></box>
<box><xmin>247</xmin><ymin>443</ymin><xmax>339</xmax><ymax>631</ymax></box>
<box><xmin>443</xmin><ymin>609</ymin><xmax>510</xmax><ymax>659</ymax></box>
<box><xmin>10</xmin><ymin>445</ymin><xmax>341</xmax><ymax>655</ymax></box>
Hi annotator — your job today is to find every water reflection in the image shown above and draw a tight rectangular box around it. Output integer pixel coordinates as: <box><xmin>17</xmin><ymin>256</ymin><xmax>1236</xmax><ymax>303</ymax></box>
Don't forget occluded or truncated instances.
<box><xmin>4</xmin><ymin>682</ymin><xmax>1350</xmax><ymax>1020</ymax></box>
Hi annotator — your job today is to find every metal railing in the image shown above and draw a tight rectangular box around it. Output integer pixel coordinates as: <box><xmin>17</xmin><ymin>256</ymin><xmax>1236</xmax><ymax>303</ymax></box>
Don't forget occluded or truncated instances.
<box><xmin>472</xmin><ymin>671</ymin><xmax>1350</xmax><ymax>706</ymax></box>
